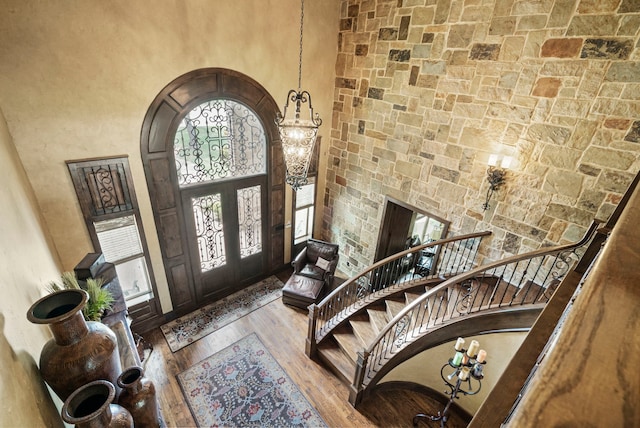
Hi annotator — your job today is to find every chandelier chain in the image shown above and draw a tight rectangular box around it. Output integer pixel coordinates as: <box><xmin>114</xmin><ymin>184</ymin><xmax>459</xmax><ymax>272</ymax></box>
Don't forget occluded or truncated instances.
<box><xmin>298</xmin><ymin>0</ymin><xmax>304</xmax><ymax>90</ymax></box>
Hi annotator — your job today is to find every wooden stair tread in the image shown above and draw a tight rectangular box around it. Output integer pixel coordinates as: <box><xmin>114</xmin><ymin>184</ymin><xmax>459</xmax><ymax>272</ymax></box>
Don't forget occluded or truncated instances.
<box><xmin>404</xmin><ymin>291</ymin><xmax>423</xmax><ymax>305</ymax></box>
<box><xmin>349</xmin><ymin>313</ymin><xmax>378</xmax><ymax>346</ymax></box>
<box><xmin>316</xmin><ymin>337</ymin><xmax>356</xmax><ymax>384</ymax></box>
<box><xmin>333</xmin><ymin>324</ymin><xmax>365</xmax><ymax>363</ymax></box>
<box><xmin>385</xmin><ymin>299</ymin><xmax>406</xmax><ymax>319</ymax></box>
<box><xmin>367</xmin><ymin>307</ymin><xmax>389</xmax><ymax>335</ymax></box>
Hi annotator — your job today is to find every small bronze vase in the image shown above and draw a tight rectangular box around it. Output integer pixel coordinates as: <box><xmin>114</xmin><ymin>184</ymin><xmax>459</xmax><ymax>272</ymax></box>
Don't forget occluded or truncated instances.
<box><xmin>117</xmin><ymin>366</ymin><xmax>161</xmax><ymax>427</ymax></box>
<box><xmin>62</xmin><ymin>380</ymin><xmax>133</xmax><ymax>428</ymax></box>
<box><xmin>26</xmin><ymin>289</ymin><xmax>122</xmax><ymax>401</ymax></box>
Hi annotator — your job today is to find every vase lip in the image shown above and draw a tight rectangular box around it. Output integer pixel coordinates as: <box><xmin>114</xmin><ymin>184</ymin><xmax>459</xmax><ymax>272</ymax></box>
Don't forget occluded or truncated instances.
<box><xmin>61</xmin><ymin>379</ymin><xmax>115</xmax><ymax>424</ymax></box>
<box><xmin>117</xmin><ymin>365</ymin><xmax>144</xmax><ymax>387</ymax></box>
<box><xmin>27</xmin><ymin>288</ymin><xmax>89</xmax><ymax>324</ymax></box>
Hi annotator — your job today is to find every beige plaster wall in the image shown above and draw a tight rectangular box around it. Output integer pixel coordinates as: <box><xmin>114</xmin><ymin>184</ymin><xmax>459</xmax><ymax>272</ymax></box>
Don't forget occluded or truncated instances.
<box><xmin>0</xmin><ymin>0</ymin><xmax>340</xmax><ymax>313</ymax></box>
<box><xmin>382</xmin><ymin>332</ymin><xmax>526</xmax><ymax>414</ymax></box>
<box><xmin>0</xmin><ymin>109</ymin><xmax>64</xmax><ymax>426</ymax></box>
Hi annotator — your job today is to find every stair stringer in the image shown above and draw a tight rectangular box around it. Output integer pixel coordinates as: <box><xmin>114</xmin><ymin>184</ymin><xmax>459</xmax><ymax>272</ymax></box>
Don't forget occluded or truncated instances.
<box><xmin>350</xmin><ymin>305</ymin><xmax>544</xmax><ymax>407</ymax></box>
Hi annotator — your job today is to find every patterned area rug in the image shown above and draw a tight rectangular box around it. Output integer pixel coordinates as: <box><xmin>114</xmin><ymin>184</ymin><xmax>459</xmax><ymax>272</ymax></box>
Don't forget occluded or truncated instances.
<box><xmin>161</xmin><ymin>276</ymin><xmax>283</xmax><ymax>352</ymax></box>
<box><xmin>177</xmin><ymin>333</ymin><xmax>327</xmax><ymax>427</ymax></box>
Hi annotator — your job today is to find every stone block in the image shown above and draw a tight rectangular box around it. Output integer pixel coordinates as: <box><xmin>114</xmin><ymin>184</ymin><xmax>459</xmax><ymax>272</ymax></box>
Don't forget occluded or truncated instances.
<box><xmin>597</xmin><ymin>170</ymin><xmax>635</xmax><ymax>193</ymax></box>
<box><xmin>543</xmin><ymin>169</ymin><xmax>583</xmax><ymax>198</ymax></box>
<box><xmin>540</xmin><ymin>38</ymin><xmax>583</xmax><ymax>58</ymax></box>
<box><xmin>620</xmin><ymin>0</ymin><xmax>640</xmax><ymax>13</ymax></box>
<box><xmin>422</xmin><ymin>33</ymin><xmax>435</xmax><ymax>43</ymax></box>
<box><xmin>379</xmin><ymin>28</ymin><xmax>398</xmax><ymax>40</ymax></box>
<box><xmin>447</xmin><ymin>24</ymin><xmax>475</xmax><ymax>48</ymax></box>
<box><xmin>578</xmin><ymin>189</ymin><xmax>606</xmax><ymax>212</ymax></box>
<box><xmin>582</xmin><ymin>146</ymin><xmax>636</xmax><ymax>171</ymax></box>
<box><xmin>469</xmin><ymin>43</ymin><xmax>501</xmax><ymax>60</ymax></box>
<box><xmin>355</xmin><ymin>44</ymin><xmax>369</xmax><ymax>56</ymax></box>
<box><xmin>539</xmin><ymin>145</ymin><xmax>582</xmax><ymax>169</ymax></box>
<box><xmin>567</xmin><ymin>15</ymin><xmax>620</xmax><ymax>36</ymax></box>
<box><xmin>532</xmin><ymin>77</ymin><xmax>561</xmax><ymax>98</ymax></box>
<box><xmin>581</xmin><ymin>38</ymin><xmax>634</xmax><ymax>60</ymax></box>
<box><xmin>368</xmin><ymin>87</ymin><xmax>384</xmax><ymax>100</ymax></box>
<box><xmin>528</xmin><ymin>123</ymin><xmax>572</xmax><ymax>146</ymax></box>
<box><xmin>548</xmin><ymin>0</ymin><xmax>577</xmax><ymax>28</ymax></box>
<box><xmin>389</xmin><ymin>49</ymin><xmax>411</xmax><ymax>62</ymax></box>
<box><xmin>578</xmin><ymin>0</ymin><xmax>621</xmax><ymax>13</ymax></box>
<box><xmin>432</xmin><ymin>165</ymin><xmax>460</xmax><ymax>183</ymax></box>
<box><xmin>604</xmin><ymin>118</ymin><xmax>631</xmax><ymax>130</ymax></box>
<box><xmin>489</xmin><ymin>17</ymin><xmax>516</xmax><ymax>35</ymax></box>
<box><xmin>605</xmin><ymin>62</ymin><xmax>640</xmax><ymax>82</ymax></box>
<box><xmin>624</xmin><ymin>121</ymin><xmax>640</xmax><ymax>143</ymax></box>
<box><xmin>412</xmin><ymin>44</ymin><xmax>432</xmax><ymax>58</ymax></box>
<box><xmin>517</xmin><ymin>15</ymin><xmax>548</xmax><ymax>31</ymax></box>
<box><xmin>546</xmin><ymin>204</ymin><xmax>593</xmax><ymax>226</ymax></box>
<box><xmin>619</xmin><ymin>16</ymin><xmax>640</xmax><ymax>36</ymax></box>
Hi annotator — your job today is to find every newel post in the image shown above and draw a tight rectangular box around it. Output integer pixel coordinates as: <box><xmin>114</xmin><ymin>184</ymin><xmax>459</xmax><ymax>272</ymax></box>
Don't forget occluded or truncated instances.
<box><xmin>305</xmin><ymin>303</ymin><xmax>319</xmax><ymax>358</ymax></box>
<box><xmin>349</xmin><ymin>350</ymin><xmax>370</xmax><ymax>407</ymax></box>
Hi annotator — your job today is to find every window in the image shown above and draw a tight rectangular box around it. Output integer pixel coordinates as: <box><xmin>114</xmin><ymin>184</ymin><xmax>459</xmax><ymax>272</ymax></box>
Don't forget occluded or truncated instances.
<box><xmin>174</xmin><ymin>99</ymin><xmax>266</xmax><ymax>186</ymax></box>
<box><xmin>294</xmin><ymin>177</ymin><xmax>316</xmax><ymax>245</ymax></box>
<box><xmin>67</xmin><ymin>156</ymin><xmax>156</xmax><ymax>306</ymax></box>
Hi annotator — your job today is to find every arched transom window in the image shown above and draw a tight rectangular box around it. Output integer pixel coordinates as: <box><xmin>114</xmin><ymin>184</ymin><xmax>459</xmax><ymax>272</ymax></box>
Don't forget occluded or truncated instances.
<box><xmin>173</xmin><ymin>99</ymin><xmax>267</xmax><ymax>186</ymax></box>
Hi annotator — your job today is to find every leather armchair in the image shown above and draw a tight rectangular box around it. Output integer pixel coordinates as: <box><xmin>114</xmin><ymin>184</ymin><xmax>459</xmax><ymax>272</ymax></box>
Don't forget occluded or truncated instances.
<box><xmin>292</xmin><ymin>239</ymin><xmax>339</xmax><ymax>288</ymax></box>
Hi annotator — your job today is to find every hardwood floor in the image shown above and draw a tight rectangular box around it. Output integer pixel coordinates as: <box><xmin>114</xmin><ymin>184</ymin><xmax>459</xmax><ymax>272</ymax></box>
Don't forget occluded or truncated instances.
<box><xmin>140</xmin><ymin>272</ymin><xmax>468</xmax><ymax>427</ymax></box>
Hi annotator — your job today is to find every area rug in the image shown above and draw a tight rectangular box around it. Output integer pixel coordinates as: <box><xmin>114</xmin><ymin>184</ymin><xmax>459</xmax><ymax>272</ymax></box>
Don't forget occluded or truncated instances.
<box><xmin>161</xmin><ymin>276</ymin><xmax>283</xmax><ymax>352</ymax></box>
<box><xmin>177</xmin><ymin>333</ymin><xmax>327</xmax><ymax>427</ymax></box>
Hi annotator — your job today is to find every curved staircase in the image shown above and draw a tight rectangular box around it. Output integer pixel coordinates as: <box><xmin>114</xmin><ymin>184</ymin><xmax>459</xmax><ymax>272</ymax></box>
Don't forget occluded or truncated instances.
<box><xmin>305</xmin><ymin>225</ymin><xmax>600</xmax><ymax>407</ymax></box>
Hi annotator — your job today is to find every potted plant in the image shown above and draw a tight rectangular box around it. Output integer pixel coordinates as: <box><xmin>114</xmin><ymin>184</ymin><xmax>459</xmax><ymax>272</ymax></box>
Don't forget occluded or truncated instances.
<box><xmin>47</xmin><ymin>272</ymin><xmax>114</xmax><ymax>322</ymax></box>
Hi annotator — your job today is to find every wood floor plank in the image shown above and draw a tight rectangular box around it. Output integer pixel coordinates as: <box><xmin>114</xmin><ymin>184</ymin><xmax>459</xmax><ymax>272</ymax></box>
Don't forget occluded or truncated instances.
<box><xmin>140</xmin><ymin>271</ymin><xmax>465</xmax><ymax>427</ymax></box>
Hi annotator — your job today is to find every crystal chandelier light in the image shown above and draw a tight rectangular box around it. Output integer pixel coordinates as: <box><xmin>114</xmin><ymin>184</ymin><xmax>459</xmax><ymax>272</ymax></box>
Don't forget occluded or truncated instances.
<box><xmin>275</xmin><ymin>0</ymin><xmax>322</xmax><ymax>190</ymax></box>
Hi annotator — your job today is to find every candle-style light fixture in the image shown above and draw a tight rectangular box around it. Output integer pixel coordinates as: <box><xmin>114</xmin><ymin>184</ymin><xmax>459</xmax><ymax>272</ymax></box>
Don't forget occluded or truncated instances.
<box><xmin>275</xmin><ymin>0</ymin><xmax>322</xmax><ymax>190</ymax></box>
<box><xmin>413</xmin><ymin>337</ymin><xmax>488</xmax><ymax>427</ymax></box>
<box><xmin>482</xmin><ymin>154</ymin><xmax>512</xmax><ymax>211</ymax></box>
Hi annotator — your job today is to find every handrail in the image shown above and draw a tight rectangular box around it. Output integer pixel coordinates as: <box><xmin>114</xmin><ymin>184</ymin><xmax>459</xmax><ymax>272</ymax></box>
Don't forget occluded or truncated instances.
<box><xmin>352</xmin><ymin>221</ymin><xmax>600</xmax><ymax>402</ymax></box>
<box><xmin>307</xmin><ymin>231</ymin><xmax>492</xmax><ymax>349</ymax></box>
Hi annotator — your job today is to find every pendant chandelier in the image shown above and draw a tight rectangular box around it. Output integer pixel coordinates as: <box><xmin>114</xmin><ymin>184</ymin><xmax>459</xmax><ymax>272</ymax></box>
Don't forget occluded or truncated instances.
<box><xmin>275</xmin><ymin>0</ymin><xmax>322</xmax><ymax>191</ymax></box>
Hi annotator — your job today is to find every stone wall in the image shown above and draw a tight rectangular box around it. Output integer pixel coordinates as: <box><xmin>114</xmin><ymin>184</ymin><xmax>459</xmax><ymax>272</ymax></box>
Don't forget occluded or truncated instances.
<box><xmin>324</xmin><ymin>0</ymin><xmax>640</xmax><ymax>273</ymax></box>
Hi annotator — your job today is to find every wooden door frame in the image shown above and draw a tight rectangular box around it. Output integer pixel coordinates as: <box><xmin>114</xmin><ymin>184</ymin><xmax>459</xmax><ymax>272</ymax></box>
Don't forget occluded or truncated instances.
<box><xmin>140</xmin><ymin>68</ymin><xmax>286</xmax><ymax>316</ymax></box>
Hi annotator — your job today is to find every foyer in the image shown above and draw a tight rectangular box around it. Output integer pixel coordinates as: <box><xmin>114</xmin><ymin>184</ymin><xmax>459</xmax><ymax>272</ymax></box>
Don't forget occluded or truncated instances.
<box><xmin>142</xmin><ymin>270</ymin><xmax>470</xmax><ymax>428</ymax></box>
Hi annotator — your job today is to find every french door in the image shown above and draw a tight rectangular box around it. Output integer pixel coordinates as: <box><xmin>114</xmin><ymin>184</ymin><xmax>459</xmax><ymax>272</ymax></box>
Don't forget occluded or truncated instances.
<box><xmin>182</xmin><ymin>176</ymin><xmax>266</xmax><ymax>301</ymax></box>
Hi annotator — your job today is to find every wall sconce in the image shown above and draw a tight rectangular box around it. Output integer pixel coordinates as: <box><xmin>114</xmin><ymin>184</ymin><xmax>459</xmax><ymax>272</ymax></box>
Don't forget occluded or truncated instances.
<box><xmin>482</xmin><ymin>154</ymin><xmax>512</xmax><ymax>211</ymax></box>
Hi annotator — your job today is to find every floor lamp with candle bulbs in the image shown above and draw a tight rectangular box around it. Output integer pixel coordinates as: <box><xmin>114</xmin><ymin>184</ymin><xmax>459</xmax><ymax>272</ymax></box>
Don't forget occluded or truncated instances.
<box><xmin>413</xmin><ymin>337</ymin><xmax>488</xmax><ymax>427</ymax></box>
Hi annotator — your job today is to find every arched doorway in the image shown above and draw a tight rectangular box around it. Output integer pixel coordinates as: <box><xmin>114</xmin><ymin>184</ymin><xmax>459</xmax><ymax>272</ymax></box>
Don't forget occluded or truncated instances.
<box><xmin>141</xmin><ymin>68</ymin><xmax>286</xmax><ymax>315</ymax></box>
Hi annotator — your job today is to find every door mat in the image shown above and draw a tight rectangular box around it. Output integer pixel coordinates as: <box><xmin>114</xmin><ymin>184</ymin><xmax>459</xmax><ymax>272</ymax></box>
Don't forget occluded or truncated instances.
<box><xmin>160</xmin><ymin>276</ymin><xmax>283</xmax><ymax>352</ymax></box>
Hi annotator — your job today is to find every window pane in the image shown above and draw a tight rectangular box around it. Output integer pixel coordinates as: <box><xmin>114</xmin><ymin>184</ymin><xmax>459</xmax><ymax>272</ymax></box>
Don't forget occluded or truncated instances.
<box><xmin>174</xmin><ymin>99</ymin><xmax>266</xmax><ymax>186</ymax></box>
<box><xmin>295</xmin><ymin>182</ymin><xmax>315</xmax><ymax>208</ymax></box>
<box><xmin>95</xmin><ymin>215</ymin><xmax>143</xmax><ymax>262</ymax></box>
<box><xmin>294</xmin><ymin>206</ymin><xmax>314</xmax><ymax>244</ymax></box>
<box><xmin>192</xmin><ymin>193</ymin><xmax>226</xmax><ymax>272</ymax></box>
<box><xmin>115</xmin><ymin>256</ymin><xmax>152</xmax><ymax>301</ymax></box>
<box><xmin>237</xmin><ymin>185</ymin><xmax>262</xmax><ymax>258</ymax></box>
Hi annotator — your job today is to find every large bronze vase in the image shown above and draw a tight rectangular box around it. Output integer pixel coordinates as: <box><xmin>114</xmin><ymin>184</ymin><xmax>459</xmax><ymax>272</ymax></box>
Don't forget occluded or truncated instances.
<box><xmin>27</xmin><ymin>289</ymin><xmax>122</xmax><ymax>401</ymax></box>
<box><xmin>117</xmin><ymin>366</ymin><xmax>161</xmax><ymax>427</ymax></box>
<box><xmin>62</xmin><ymin>380</ymin><xmax>133</xmax><ymax>428</ymax></box>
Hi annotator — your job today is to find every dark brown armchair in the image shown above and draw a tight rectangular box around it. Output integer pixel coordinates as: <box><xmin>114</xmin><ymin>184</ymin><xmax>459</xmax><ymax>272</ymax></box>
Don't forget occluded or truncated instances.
<box><xmin>292</xmin><ymin>238</ymin><xmax>340</xmax><ymax>289</ymax></box>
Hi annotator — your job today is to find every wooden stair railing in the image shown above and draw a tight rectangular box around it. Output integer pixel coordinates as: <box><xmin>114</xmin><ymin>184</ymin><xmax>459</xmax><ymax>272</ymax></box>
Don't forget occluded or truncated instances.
<box><xmin>305</xmin><ymin>231</ymin><xmax>492</xmax><ymax>357</ymax></box>
<box><xmin>349</xmin><ymin>221</ymin><xmax>600</xmax><ymax>407</ymax></box>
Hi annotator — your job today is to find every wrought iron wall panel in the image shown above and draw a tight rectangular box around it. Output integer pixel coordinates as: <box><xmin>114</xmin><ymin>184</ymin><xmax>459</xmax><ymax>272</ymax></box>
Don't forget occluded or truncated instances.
<box><xmin>174</xmin><ymin>99</ymin><xmax>266</xmax><ymax>186</ymax></box>
<box><xmin>237</xmin><ymin>185</ymin><xmax>262</xmax><ymax>258</ymax></box>
<box><xmin>74</xmin><ymin>162</ymin><xmax>134</xmax><ymax>217</ymax></box>
<box><xmin>191</xmin><ymin>193</ymin><xmax>226</xmax><ymax>272</ymax></box>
